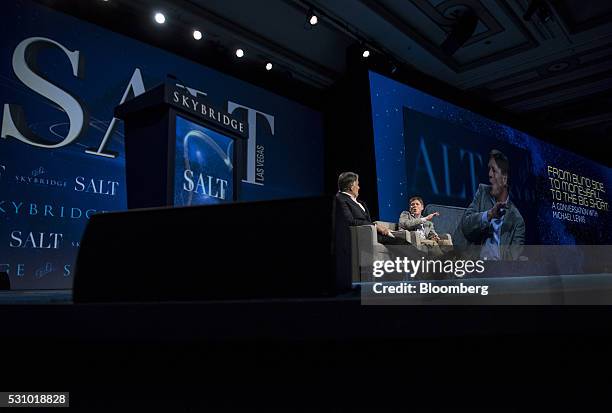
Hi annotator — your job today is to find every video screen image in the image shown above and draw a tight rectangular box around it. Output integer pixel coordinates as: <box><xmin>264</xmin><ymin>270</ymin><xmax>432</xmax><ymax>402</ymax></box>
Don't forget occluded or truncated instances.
<box><xmin>358</xmin><ymin>70</ymin><xmax>612</xmax><ymax>302</ymax></box>
<box><xmin>173</xmin><ymin>115</ymin><xmax>234</xmax><ymax>206</ymax></box>
<box><xmin>369</xmin><ymin>70</ymin><xmax>611</xmax><ymax>247</ymax></box>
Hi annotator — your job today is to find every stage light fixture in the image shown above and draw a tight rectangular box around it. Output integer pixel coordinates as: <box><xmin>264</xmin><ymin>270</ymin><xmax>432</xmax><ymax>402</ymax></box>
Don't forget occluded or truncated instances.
<box><xmin>308</xmin><ymin>8</ymin><xmax>318</xmax><ymax>25</ymax></box>
<box><xmin>154</xmin><ymin>12</ymin><xmax>166</xmax><ymax>24</ymax></box>
<box><xmin>235</xmin><ymin>48</ymin><xmax>244</xmax><ymax>58</ymax></box>
<box><xmin>362</xmin><ymin>49</ymin><xmax>370</xmax><ymax>58</ymax></box>
<box><xmin>193</xmin><ymin>30</ymin><xmax>202</xmax><ymax>40</ymax></box>
<box><xmin>266</xmin><ymin>62</ymin><xmax>273</xmax><ymax>71</ymax></box>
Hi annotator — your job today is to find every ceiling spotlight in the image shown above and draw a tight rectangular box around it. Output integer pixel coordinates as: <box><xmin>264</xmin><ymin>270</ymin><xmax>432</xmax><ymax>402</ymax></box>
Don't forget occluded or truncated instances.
<box><xmin>265</xmin><ymin>62</ymin><xmax>273</xmax><ymax>71</ymax></box>
<box><xmin>235</xmin><ymin>48</ymin><xmax>244</xmax><ymax>58</ymax></box>
<box><xmin>307</xmin><ymin>8</ymin><xmax>318</xmax><ymax>25</ymax></box>
<box><xmin>362</xmin><ymin>49</ymin><xmax>370</xmax><ymax>58</ymax></box>
<box><xmin>193</xmin><ymin>30</ymin><xmax>202</xmax><ymax>40</ymax></box>
<box><xmin>154</xmin><ymin>12</ymin><xmax>165</xmax><ymax>24</ymax></box>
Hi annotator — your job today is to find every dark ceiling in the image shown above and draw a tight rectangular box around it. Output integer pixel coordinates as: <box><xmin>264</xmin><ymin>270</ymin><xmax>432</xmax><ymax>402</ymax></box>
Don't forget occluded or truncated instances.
<box><xmin>39</xmin><ymin>0</ymin><xmax>612</xmax><ymax>165</ymax></box>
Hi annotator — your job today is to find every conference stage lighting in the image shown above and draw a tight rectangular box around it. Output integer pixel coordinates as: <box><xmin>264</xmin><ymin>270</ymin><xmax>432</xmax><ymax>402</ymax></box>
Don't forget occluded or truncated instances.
<box><xmin>308</xmin><ymin>8</ymin><xmax>318</xmax><ymax>26</ymax></box>
<box><xmin>154</xmin><ymin>12</ymin><xmax>165</xmax><ymax>24</ymax></box>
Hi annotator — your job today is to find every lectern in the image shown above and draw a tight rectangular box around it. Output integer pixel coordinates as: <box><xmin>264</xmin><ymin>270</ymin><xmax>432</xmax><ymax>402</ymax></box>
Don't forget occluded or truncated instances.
<box><xmin>115</xmin><ymin>78</ymin><xmax>248</xmax><ymax>209</ymax></box>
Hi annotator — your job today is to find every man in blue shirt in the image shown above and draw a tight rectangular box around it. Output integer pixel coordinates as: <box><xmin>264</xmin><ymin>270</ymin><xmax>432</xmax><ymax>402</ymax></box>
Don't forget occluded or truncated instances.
<box><xmin>461</xmin><ymin>150</ymin><xmax>525</xmax><ymax>260</ymax></box>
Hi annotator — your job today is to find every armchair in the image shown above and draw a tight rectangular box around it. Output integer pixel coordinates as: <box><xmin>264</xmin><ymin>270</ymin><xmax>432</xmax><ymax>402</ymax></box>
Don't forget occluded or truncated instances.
<box><xmin>349</xmin><ymin>221</ymin><xmax>443</xmax><ymax>282</ymax></box>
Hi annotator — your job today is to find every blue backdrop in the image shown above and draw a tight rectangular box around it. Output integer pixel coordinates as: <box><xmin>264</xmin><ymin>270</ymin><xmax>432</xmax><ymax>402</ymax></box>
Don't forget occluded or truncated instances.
<box><xmin>369</xmin><ymin>70</ymin><xmax>611</xmax><ymax>245</ymax></box>
<box><xmin>0</xmin><ymin>0</ymin><xmax>324</xmax><ymax>289</ymax></box>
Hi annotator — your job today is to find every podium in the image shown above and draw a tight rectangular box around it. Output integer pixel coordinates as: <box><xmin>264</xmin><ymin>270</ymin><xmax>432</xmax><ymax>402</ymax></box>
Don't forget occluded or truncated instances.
<box><xmin>115</xmin><ymin>78</ymin><xmax>248</xmax><ymax>209</ymax></box>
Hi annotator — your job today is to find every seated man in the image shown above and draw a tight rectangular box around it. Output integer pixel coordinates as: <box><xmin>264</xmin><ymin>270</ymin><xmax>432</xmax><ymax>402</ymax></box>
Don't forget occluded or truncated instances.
<box><xmin>461</xmin><ymin>149</ymin><xmax>525</xmax><ymax>260</ymax></box>
<box><xmin>334</xmin><ymin>172</ymin><xmax>406</xmax><ymax>245</ymax></box>
<box><xmin>334</xmin><ymin>172</ymin><xmax>408</xmax><ymax>287</ymax></box>
<box><xmin>398</xmin><ymin>196</ymin><xmax>449</xmax><ymax>257</ymax></box>
<box><xmin>398</xmin><ymin>196</ymin><xmax>440</xmax><ymax>242</ymax></box>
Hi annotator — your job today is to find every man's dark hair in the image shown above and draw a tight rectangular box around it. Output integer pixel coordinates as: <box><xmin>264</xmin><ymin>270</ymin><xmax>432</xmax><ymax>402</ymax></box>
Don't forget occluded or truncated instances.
<box><xmin>489</xmin><ymin>149</ymin><xmax>510</xmax><ymax>182</ymax></box>
<box><xmin>338</xmin><ymin>172</ymin><xmax>359</xmax><ymax>192</ymax></box>
<box><xmin>409</xmin><ymin>196</ymin><xmax>424</xmax><ymax>207</ymax></box>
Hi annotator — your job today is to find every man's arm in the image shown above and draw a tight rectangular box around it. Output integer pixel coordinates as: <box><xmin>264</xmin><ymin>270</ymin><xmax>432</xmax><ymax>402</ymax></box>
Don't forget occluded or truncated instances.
<box><xmin>507</xmin><ymin>217</ymin><xmax>526</xmax><ymax>260</ymax></box>
<box><xmin>514</xmin><ymin>218</ymin><xmax>525</xmax><ymax>245</ymax></box>
<box><xmin>399</xmin><ymin>211</ymin><xmax>426</xmax><ymax>230</ymax></box>
<box><xmin>427</xmin><ymin>221</ymin><xmax>439</xmax><ymax>239</ymax></box>
<box><xmin>461</xmin><ymin>186</ymin><xmax>490</xmax><ymax>243</ymax></box>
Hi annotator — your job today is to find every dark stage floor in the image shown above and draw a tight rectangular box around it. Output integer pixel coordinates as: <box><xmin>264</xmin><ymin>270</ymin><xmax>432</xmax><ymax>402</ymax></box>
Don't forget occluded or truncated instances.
<box><xmin>1</xmin><ymin>286</ymin><xmax>612</xmax><ymax>409</ymax></box>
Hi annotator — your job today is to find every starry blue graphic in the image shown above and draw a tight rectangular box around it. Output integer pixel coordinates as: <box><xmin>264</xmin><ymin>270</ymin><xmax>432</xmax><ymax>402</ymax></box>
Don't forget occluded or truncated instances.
<box><xmin>369</xmin><ymin>71</ymin><xmax>611</xmax><ymax>244</ymax></box>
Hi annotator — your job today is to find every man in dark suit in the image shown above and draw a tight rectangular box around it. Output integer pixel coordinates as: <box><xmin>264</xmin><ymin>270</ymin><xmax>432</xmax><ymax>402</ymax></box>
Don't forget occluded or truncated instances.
<box><xmin>333</xmin><ymin>172</ymin><xmax>407</xmax><ymax>291</ymax></box>
<box><xmin>461</xmin><ymin>150</ymin><xmax>525</xmax><ymax>260</ymax></box>
<box><xmin>334</xmin><ymin>172</ymin><xmax>405</xmax><ymax>245</ymax></box>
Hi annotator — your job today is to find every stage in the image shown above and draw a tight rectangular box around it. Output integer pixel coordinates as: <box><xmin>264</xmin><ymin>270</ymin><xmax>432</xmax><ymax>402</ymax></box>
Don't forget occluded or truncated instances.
<box><xmin>2</xmin><ymin>284</ymin><xmax>612</xmax><ymax>408</ymax></box>
<box><xmin>2</xmin><ymin>281</ymin><xmax>612</xmax><ymax>340</ymax></box>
